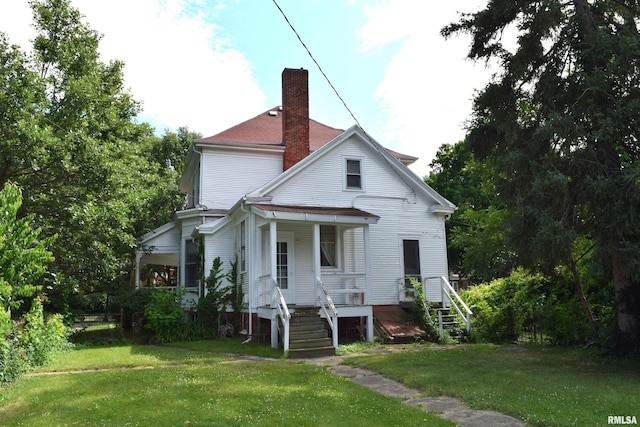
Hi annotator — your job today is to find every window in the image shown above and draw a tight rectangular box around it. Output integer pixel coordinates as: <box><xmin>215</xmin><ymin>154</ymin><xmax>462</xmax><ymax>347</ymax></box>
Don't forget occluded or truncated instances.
<box><xmin>346</xmin><ymin>159</ymin><xmax>362</xmax><ymax>189</ymax></box>
<box><xmin>320</xmin><ymin>225</ymin><xmax>337</xmax><ymax>267</ymax></box>
<box><xmin>185</xmin><ymin>239</ymin><xmax>198</xmax><ymax>287</ymax></box>
<box><xmin>403</xmin><ymin>240</ymin><xmax>421</xmax><ymax>276</ymax></box>
<box><xmin>240</xmin><ymin>220</ymin><xmax>246</xmax><ymax>272</ymax></box>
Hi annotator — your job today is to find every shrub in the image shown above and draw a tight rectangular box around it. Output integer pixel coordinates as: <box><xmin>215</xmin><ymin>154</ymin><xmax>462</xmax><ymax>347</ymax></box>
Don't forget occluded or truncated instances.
<box><xmin>111</xmin><ymin>287</ymin><xmax>154</xmax><ymax>329</ymax></box>
<box><xmin>144</xmin><ymin>288</ymin><xmax>185</xmax><ymax>344</ymax></box>
<box><xmin>1</xmin><ymin>299</ymin><xmax>71</xmax><ymax>384</ymax></box>
<box><xmin>461</xmin><ymin>269</ymin><xmax>547</xmax><ymax>343</ymax></box>
<box><xmin>197</xmin><ymin>257</ymin><xmax>230</xmax><ymax>331</ymax></box>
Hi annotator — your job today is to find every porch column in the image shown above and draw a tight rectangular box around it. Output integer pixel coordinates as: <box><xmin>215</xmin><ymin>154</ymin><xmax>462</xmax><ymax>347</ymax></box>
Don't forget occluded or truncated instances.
<box><xmin>135</xmin><ymin>251</ymin><xmax>142</xmax><ymax>289</ymax></box>
<box><xmin>364</xmin><ymin>225</ymin><xmax>374</xmax><ymax>342</ymax></box>
<box><xmin>269</xmin><ymin>221</ymin><xmax>277</xmax><ymax>283</ymax></box>
<box><xmin>312</xmin><ymin>223</ymin><xmax>321</xmax><ymax>287</ymax></box>
<box><xmin>269</xmin><ymin>220</ymin><xmax>278</xmax><ymax>349</ymax></box>
<box><xmin>179</xmin><ymin>238</ymin><xmax>186</xmax><ymax>287</ymax></box>
<box><xmin>363</xmin><ymin>225</ymin><xmax>372</xmax><ymax>306</ymax></box>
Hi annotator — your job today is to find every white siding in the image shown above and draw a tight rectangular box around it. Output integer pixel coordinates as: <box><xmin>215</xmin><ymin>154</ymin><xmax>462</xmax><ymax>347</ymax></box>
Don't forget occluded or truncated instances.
<box><xmin>259</xmin><ymin>134</ymin><xmax>449</xmax><ymax>305</ymax></box>
<box><xmin>200</xmin><ymin>149</ymin><xmax>282</xmax><ymax>209</ymax></box>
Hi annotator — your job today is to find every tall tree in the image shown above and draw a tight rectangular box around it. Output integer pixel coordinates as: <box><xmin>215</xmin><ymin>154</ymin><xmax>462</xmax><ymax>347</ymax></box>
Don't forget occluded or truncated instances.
<box><xmin>1</xmin><ymin>0</ymin><xmax>190</xmax><ymax>310</ymax></box>
<box><xmin>426</xmin><ymin>139</ymin><xmax>515</xmax><ymax>283</ymax></box>
<box><xmin>444</xmin><ymin>0</ymin><xmax>640</xmax><ymax>348</ymax></box>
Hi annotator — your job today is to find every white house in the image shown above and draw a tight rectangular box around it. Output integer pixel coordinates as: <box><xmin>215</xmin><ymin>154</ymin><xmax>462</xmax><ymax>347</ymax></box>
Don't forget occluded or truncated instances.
<box><xmin>135</xmin><ymin>68</ymin><xmax>466</xmax><ymax>355</ymax></box>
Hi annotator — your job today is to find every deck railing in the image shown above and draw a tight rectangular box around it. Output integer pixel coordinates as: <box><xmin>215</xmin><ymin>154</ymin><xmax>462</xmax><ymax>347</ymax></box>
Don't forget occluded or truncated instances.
<box><xmin>316</xmin><ymin>278</ymin><xmax>338</xmax><ymax>349</ymax></box>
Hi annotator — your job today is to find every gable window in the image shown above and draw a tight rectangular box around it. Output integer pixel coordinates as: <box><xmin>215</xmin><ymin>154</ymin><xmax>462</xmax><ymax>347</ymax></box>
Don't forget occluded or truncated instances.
<box><xmin>320</xmin><ymin>225</ymin><xmax>337</xmax><ymax>267</ymax></box>
<box><xmin>346</xmin><ymin>159</ymin><xmax>362</xmax><ymax>189</ymax></box>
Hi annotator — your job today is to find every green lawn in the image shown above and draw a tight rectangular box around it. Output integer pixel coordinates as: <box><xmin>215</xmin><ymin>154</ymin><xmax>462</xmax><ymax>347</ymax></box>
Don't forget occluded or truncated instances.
<box><xmin>0</xmin><ymin>339</ymin><xmax>451</xmax><ymax>427</ymax></box>
<box><xmin>2</xmin><ymin>340</ymin><xmax>638</xmax><ymax>426</ymax></box>
<box><xmin>344</xmin><ymin>343</ymin><xmax>640</xmax><ymax>426</ymax></box>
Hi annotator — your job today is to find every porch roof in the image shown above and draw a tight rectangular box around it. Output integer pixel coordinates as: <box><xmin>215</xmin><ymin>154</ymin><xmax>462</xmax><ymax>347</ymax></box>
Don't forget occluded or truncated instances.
<box><xmin>250</xmin><ymin>204</ymin><xmax>379</xmax><ymax>225</ymax></box>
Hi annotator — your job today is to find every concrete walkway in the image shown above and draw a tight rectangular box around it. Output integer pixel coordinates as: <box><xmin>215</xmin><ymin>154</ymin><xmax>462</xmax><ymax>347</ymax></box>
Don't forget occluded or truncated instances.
<box><xmin>303</xmin><ymin>355</ymin><xmax>524</xmax><ymax>427</ymax></box>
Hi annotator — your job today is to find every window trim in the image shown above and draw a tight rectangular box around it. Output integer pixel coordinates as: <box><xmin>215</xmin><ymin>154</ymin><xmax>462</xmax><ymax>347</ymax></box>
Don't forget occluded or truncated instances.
<box><xmin>344</xmin><ymin>157</ymin><xmax>364</xmax><ymax>191</ymax></box>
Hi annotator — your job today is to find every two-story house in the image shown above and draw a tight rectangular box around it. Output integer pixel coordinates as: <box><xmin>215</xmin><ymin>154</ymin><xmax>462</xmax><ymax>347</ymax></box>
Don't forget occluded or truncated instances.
<box><xmin>135</xmin><ymin>68</ymin><xmax>461</xmax><ymax>355</ymax></box>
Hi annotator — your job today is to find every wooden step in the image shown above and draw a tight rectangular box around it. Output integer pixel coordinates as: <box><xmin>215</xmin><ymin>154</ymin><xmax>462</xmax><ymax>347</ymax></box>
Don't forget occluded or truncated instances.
<box><xmin>288</xmin><ymin>346</ymin><xmax>335</xmax><ymax>359</ymax></box>
<box><xmin>286</xmin><ymin>308</ymin><xmax>334</xmax><ymax>358</ymax></box>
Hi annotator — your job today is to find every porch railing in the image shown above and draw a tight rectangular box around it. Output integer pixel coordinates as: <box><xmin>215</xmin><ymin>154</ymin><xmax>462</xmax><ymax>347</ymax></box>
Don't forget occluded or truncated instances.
<box><xmin>316</xmin><ymin>278</ymin><xmax>338</xmax><ymax>349</ymax></box>
<box><xmin>318</xmin><ymin>273</ymin><xmax>367</xmax><ymax>305</ymax></box>
<box><xmin>271</xmin><ymin>279</ymin><xmax>291</xmax><ymax>351</ymax></box>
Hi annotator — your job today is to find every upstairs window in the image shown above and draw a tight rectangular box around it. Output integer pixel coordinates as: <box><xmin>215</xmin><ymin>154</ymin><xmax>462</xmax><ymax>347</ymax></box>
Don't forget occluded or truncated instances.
<box><xmin>346</xmin><ymin>159</ymin><xmax>362</xmax><ymax>189</ymax></box>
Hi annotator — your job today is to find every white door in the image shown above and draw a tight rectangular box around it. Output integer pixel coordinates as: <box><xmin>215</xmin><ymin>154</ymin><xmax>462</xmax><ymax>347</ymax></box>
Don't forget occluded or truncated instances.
<box><xmin>276</xmin><ymin>232</ymin><xmax>294</xmax><ymax>304</ymax></box>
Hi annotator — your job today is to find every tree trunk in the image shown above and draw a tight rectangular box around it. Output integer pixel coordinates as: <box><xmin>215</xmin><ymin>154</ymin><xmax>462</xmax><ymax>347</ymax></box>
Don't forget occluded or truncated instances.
<box><xmin>612</xmin><ymin>250</ymin><xmax>640</xmax><ymax>350</ymax></box>
<box><xmin>568</xmin><ymin>249</ymin><xmax>597</xmax><ymax>336</ymax></box>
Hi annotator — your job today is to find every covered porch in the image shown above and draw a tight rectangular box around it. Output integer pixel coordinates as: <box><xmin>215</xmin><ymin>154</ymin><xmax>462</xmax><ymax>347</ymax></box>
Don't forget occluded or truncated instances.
<box><xmin>248</xmin><ymin>204</ymin><xmax>379</xmax><ymax>352</ymax></box>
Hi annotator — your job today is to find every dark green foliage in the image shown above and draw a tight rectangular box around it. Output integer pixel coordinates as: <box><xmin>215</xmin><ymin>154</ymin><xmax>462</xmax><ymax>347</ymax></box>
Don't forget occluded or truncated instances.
<box><xmin>1</xmin><ymin>0</ymin><xmax>198</xmax><ymax>316</ymax></box>
<box><xmin>144</xmin><ymin>288</ymin><xmax>186</xmax><ymax>344</ymax></box>
<box><xmin>444</xmin><ymin>1</ymin><xmax>640</xmax><ymax>349</ymax></box>
<box><xmin>406</xmin><ymin>279</ymin><xmax>438</xmax><ymax>342</ymax></box>
<box><xmin>426</xmin><ymin>140</ymin><xmax>515</xmax><ymax>283</ymax></box>
<box><xmin>228</xmin><ymin>255</ymin><xmax>246</xmax><ymax>331</ymax></box>
<box><xmin>461</xmin><ymin>270</ymin><xmax>548</xmax><ymax>343</ymax></box>
<box><xmin>461</xmin><ymin>268</ymin><xmax>617</xmax><ymax>346</ymax></box>
<box><xmin>110</xmin><ymin>287</ymin><xmax>155</xmax><ymax>330</ymax></box>
<box><xmin>197</xmin><ymin>257</ymin><xmax>231</xmax><ymax>331</ymax></box>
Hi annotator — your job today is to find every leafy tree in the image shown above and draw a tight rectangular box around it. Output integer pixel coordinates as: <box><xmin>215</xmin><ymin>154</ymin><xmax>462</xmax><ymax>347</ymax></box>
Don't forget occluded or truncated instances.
<box><xmin>1</xmin><ymin>1</ymin><xmax>195</xmax><ymax>314</ymax></box>
<box><xmin>426</xmin><ymin>139</ymin><xmax>515</xmax><ymax>283</ymax></box>
<box><xmin>444</xmin><ymin>0</ymin><xmax>640</xmax><ymax>349</ymax></box>
<box><xmin>0</xmin><ymin>183</ymin><xmax>55</xmax><ymax>315</ymax></box>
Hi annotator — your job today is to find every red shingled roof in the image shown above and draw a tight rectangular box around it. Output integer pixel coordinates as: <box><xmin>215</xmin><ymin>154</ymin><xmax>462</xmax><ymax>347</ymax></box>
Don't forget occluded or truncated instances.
<box><xmin>199</xmin><ymin>107</ymin><xmax>417</xmax><ymax>164</ymax></box>
<box><xmin>200</xmin><ymin>107</ymin><xmax>343</xmax><ymax>150</ymax></box>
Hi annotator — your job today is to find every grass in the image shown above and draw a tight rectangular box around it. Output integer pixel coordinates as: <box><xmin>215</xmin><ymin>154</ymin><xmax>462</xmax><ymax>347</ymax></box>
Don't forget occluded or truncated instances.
<box><xmin>0</xmin><ymin>339</ymin><xmax>451</xmax><ymax>427</ymax></box>
<box><xmin>2</xmin><ymin>337</ymin><xmax>638</xmax><ymax>426</ymax></box>
<box><xmin>344</xmin><ymin>343</ymin><xmax>640</xmax><ymax>426</ymax></box>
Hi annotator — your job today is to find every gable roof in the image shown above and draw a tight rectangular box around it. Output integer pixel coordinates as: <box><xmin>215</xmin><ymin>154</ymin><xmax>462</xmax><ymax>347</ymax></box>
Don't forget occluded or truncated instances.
<box><xmin>196</xmin><ymin>107</ymin><xmax>417</xmax><ymax>165</ymax></box>
<box><xmin>247</xmin><ymin>125</ymin><xmax>456</xmax><ymax>213</ymax></box>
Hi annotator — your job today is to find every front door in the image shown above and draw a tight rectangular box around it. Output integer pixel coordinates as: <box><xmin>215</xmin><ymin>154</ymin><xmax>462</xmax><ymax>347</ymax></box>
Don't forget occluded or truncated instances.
<box><xmin>276</xmin><ymin>232</ymin><xmax>294</xmax><ymax>304</ymax></box>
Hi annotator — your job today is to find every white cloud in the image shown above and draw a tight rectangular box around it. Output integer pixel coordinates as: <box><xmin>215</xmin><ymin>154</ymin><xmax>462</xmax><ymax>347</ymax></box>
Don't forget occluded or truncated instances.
<box><xmin>358</xmin><ymin>0</ymin><xmax>492</xmax><ymax>177</ymax></box>
<box><xmin>0</xmin><ymin>0</ymin><xmax>265</xmax><ymax>137</ymax></box>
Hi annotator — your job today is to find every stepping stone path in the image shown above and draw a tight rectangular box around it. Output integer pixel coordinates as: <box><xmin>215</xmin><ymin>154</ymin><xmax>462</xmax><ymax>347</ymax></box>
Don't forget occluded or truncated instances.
<box><xmin>303</xmin><ymin>356</ymin><xmax>525</xmax><ymax>427</ymax></box>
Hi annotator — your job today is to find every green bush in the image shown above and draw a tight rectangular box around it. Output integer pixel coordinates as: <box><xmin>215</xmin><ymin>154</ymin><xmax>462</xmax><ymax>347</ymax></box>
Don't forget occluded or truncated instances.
<box><xmin>461</xmin><ymin>269</ymin><xmax>547</xmax><ymax>343</ymax></box>
<box><xmin>1</xmin><ymin>299</ymin><xmax>71</xmax><ymax>384</ymax></box>
<box><xmin>111</xmin><ymin>287</ymin><xmax>155</xmax><ymax>329</ymax></box>
<box><xmin>144</xmin><ymin>288</ymin><xmax>185</xmax><ymax>343</ymax></box>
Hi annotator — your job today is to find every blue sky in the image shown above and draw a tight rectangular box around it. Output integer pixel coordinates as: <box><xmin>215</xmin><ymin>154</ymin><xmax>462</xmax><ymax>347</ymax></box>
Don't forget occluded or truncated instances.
<box><xmin>1</xmin><ymin>0</ymin><xmax>492</xmax><ymax>177</ymax></box>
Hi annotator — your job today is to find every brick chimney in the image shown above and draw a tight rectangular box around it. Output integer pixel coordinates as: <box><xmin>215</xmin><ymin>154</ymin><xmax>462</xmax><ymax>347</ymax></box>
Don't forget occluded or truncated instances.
<box><xmin>282</xmin><ymin>68</ymin><xmax>310</xmax><ymax>171</ymax></box>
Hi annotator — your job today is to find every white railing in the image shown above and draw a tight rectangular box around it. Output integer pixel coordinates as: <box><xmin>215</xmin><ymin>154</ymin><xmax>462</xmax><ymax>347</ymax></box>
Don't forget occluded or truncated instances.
<box><xmin>316</xmin><ymin>278</ymin><xmax>338</xmax><ymax>349</ymax></box>
<box><xmin>271</xmin><ymin>280</ymin><xmax>291</xmax><ymax>351</ymax></box>
<box><xmin>318</xmin><ymin>273</ymin><xmax>366</xmax><ymax>305</ymax></box>
<box><xmin>429</xmin><ymin>275</ymin><xmax>472</xmax><ymax>333</ymax></box>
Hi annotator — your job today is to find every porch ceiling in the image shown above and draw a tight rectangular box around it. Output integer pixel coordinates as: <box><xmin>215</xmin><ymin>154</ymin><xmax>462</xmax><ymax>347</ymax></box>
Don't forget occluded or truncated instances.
<box><xmin>139</xmin><ymin>252</ymin><xmax>178</xmax><ymax>267</ymax></box>
<box><xmin>251</xmin><ymin>204</ymin><xmax>379</xmax><ymax>225</ymax></box>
